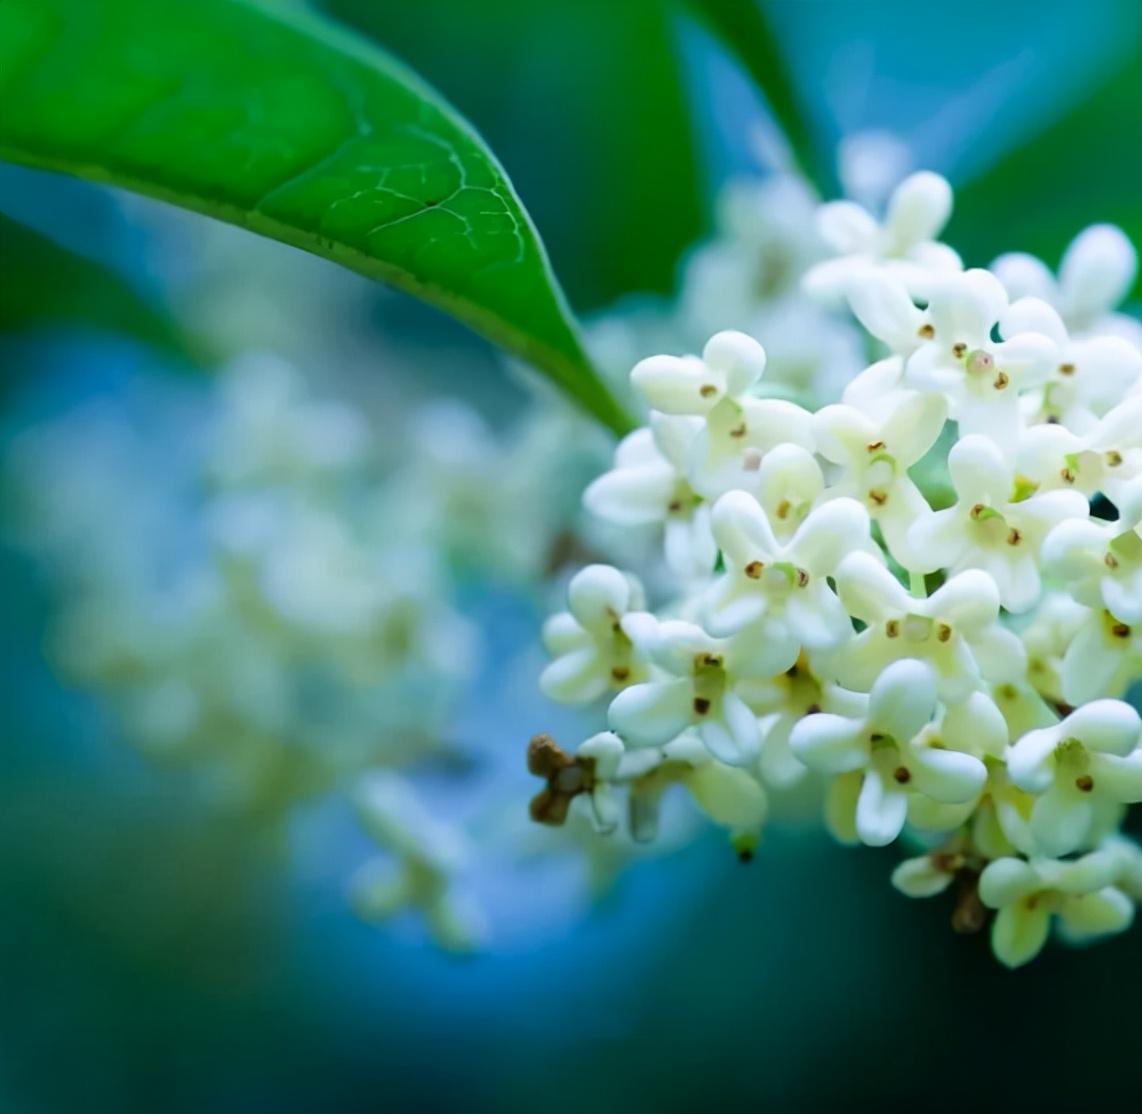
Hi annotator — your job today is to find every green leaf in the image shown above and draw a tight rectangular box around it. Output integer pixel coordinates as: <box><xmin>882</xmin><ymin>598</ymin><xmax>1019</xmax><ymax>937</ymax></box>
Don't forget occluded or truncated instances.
<box><xmin>0</xmin><ymin>0</ymin><xmax>632</xmax><ymax>433</ymax></box>
<box><xmin>0</xmin><ymin>213</ymin><xmax>188</xmax><ymax>354</ymax></box>
<box><xmin>326</xmin><ymin>0</ymin><xmax>707</xmax><ymax>309</ymax></box>
<box><xmin>682</xmin><ymin>0</ymin><xmax>836</xmax><ymax>197</ymax></box>
<box><xmin>950</xmin><ymin>54</ymin><xmax>1142</xmax><ymax>298</ymax></box>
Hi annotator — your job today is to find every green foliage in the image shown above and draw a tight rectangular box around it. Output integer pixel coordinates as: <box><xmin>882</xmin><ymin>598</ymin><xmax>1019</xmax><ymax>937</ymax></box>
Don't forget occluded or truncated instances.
<box><xmin>0</xmin><ymin>0</ymin><xmax>631</xmax><ymax>431</ymax></box>
<box><xmin>326</xmin><ymin>0</ymin><xmax>708</xmax><ymax>309</ymax></box>
<box><xmin>951</xmin><ymin>54</ymin><xmax>1142</xmax><ymax>297</ymax></box>
<box><xmin>0</xmin><ymin>214</ymin><xmax>187</xmax><ymax>358</ymax></box>
<box><xmin>683</xmin><ymin>0</ymin><xmax>836</xmax><ymax>197</ymax></box>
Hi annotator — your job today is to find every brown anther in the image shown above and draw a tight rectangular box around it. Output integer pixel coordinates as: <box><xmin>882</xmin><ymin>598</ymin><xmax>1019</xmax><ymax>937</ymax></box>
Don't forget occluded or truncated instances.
<box><xmin>1112</xmin><ymin>622</ymin><xmax>1131</xmax><ymax>638</ymax></box>
<box><xmin>993</xmin><ymin>371</ymin><xmax>1010</xmax><ymax>390</ymax></box>
<box><xmin>1046</xmin><ymin>415</ymin><xmax>1060</xmax><ymax>424</ymax></box>
<box><xmin>1060</xmin><ymin>468</ymin><xmax>1075</xmax><ymax>484</ymax></box>
<box><xmin>952</xmin><ymin>342</ymin><xmax>968</xmax><ymax>358</ymax></box>
<box><xmin>1058</xmin><ymin>362</ymin><xmax>1076</xmax><ymax>376</ymax></box>
<box><xmin>918</xmin><ymin>323</ymin><xmax>935</xmax><ymax>339</ymax></box>
<box><xmin>867</xmin><ymin>440</ymin><xmax>886</xmax><ymax>452</ymax></box>
<box><xmin>1107</xmin><ymin>450</ymin><xmax>1123</xmax><ymax>467</ymax></box>
<box><xmin>729</xmin><ymin>422</ymin><xmax>747</xmax><ymax>438</ymax></box>
<box><xmin>776</xmin><ymin>499</ymin><xmax>791</xmax><ymax>520</ymax></box>
<box><xmin>527</xmin><ymin>733</ymin><xmax>572</xmax><ymax>778</ymax></box>
<box><xmin>1006</xmin><ymin>527</ymin><xmax>1022</xmax><ymax>546</ymax></box>
<box><xmin>869</xmin><ymin>732</ymin><xmax>885</xmax><ymax>743</ymax></box>
<box><xmin>1075</xmin><ymin>775</ymin><xmax>1095</xmax><ymax>793</ymax></box>
<box><xmin>885</xmin><ymin>619</ymin><xmax>900</xmax><ymax>638</ymax></box>
<box><xmin>795</xmin><ymin>567</ymin><xmax>810</xmax><ymax>587</ymax></box>
<box><xmin>611</xmin><ymin>665</ymin><xmax>630</xmax><ymax>682</ymax></box>
<box><xmin>868</xmin><ymin>489</ymin><xmax>888</xmax><ymax>506</ymax></box>
<box><xmin>936</xmin><ymin>623</ymin><xmax>952</xmax><ymax>643</ymax></box>
<box><xmin>702</xmin><ymin>653</ymin><xmax>723</xmax><ymax>668</ymax></box>
<box><xmin>1105</xmin><ymin>553</ymin><xmax>1120</xmax><ymax>569</ymax></box>
<box><xmin>699</xmin><ymin>384</ymin><xmax>717</xmax><ymax>398</ymax></box>
<box><xmin>527</xmin><ymin>734</ymin><xmax>593</xmax><ymax>827</ymax></box>
<box><xmin>693</xmin><ymin>697</ymin><xmax>711</xmax><ymax>715</ymax></box>
<box><xmin>970</xmin><ymin>502</ymin><xmax>987</xmax><ymax>520</ymax></box>
<box><xmin>805</xmin><ymin>703</ymin><xmax>822</xmax><ymax>715</ymax></box>
<box><xmin>893</xmin><ymin>766</ymin><xmax>911</xmax><ymax>784</ymax></box>
<box><xmin>744</xmin><ymin>560</ymin><xmax>764</xmax><ymax>579</ymax></box>
<box><xmin>668</xmin><ymin>499</ymin><xmax>683</xmax><ymax>513</ymax></box>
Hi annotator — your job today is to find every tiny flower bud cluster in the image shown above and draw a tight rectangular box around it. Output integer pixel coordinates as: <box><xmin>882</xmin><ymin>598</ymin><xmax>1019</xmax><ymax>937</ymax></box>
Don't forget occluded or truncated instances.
<box><xmin>535</xmin><ymin>171</ymin><xmax>1142</xmax><ymax>967</ymax></box>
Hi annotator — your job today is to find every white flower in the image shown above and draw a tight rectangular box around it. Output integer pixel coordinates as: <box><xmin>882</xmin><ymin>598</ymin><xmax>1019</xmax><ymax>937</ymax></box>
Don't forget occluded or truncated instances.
<box><xmin>631</xmin><ymin>331</ymin><xmax>814</xmax><ymax>499</ymax></box>
<box><xmin>617</xmin><ymin>733</ymin><xmax>768</xmax><ymax>848</ymax></box>
<box><xmin>812</xmin><ymin>392</ymin><xmax>946</xmax><ymax>566</ymax></box>
<box><xmin>703</xmin><ymin>490</ymin><xmax>869</xmax><ymax>650</ymax></box>
<box><xmin>904</xmin><ymin>270</ymin><xmax>1058</xmax><ymax>439</ymax></box>
<box><xmin>804</xmin><ymin>171</ymin><xmax>962</xmax><ymax>303</ymax></box>
<box><xmin>1057</xmin><ymin>605</ymin><xmax>1142</xmax><ymax>706</ymax></box>
<box><xmin>607</xmin><ymin>618</ymin><xmax>782</xmax><ymax>764</ymax></box>
<box><xmin>1042</xmin><ymin>481</ymin><xmax>1142</xmax><ymax>623</ymax></box>
<box><xmin>574</xmin><ymin>731</ymin><xmax>626</xmax><ymax>833</ymax></box>
<box><xmin>978</xmin><ymin>850</ymin><xmax>1134</xmax><ymax>968</ymax></box>
<box><xmin>907</xmin><ymin>434</ymin><xmax>1088</xmax><ymax>612</ymax></box>
<box><xmin>1016</xmin><ymin>593</ymin><xmax>1090</xmax><ymax>707</ymax></box>
<box><xmin>789</xmin><ymin>659</ymin><xmax>986</xmax><ymax>846</ymax></box>
<box><xmin>992</xmin><ymin>223</ymin><xmax>1142</xmax><ymax>345</ymax></box>
<box><xmin>1016</xmin><ymin>391</ymin><xmax>1142</xmax><ymax>502</ymax></box>
<box><xmin>583</xmin><ymin>415</ymin><xmax>716</xmax><ymax>579</ymax></box>
<box><xmin>754</xmin><ymin>444</ymin><xmax>825</xmax><ymax>540</ymax></box>
<box><xmin>1002</xmin><ymin>296</ymin><xmax>1142</xmax><ymax>431</ymax></box>
<box><xmin>540</xmin><ymin>564</ymin><xmax>648</xmax><ymax>703</ymax></box>
<box><xmin>350</xmin><ymin>772</ymin><xmax>487</xmax><ymax>952</ymax></box>
<box><xmin>1006</xmin><ymin>700</ymin><xmax>1142</xmax><ymax>856</ymax></box>
<box><xmin>831</xmin><ymin>552</ymin><xmax>1025</xmax><ymax>700</ymax></box>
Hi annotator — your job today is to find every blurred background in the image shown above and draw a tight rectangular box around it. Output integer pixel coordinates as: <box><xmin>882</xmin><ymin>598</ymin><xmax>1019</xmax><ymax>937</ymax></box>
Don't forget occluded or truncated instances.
<box><xmin>2</xmin><ymin>1</ymin><xmax>1141</xmax><ymax>1111</ymax></box>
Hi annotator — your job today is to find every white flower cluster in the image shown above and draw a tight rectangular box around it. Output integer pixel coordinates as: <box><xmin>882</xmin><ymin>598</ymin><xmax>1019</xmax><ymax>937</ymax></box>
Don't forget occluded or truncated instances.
<box><xmin>535</xmin><ymin>171</ymin><xmax>1142</xmax><ymax>967</ymax></box>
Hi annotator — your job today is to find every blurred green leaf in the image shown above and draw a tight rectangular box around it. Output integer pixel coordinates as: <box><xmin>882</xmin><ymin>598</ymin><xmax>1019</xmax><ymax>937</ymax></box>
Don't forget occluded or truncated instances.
<box><xmin>683</xmin><ymin>0</ymin><xmax>835</xmax><ymax>197</ymax></box>
<box><xmin>325</xmin><ymin>0</ymin><xmax>707</xmax><ymax>309</ymax></box>
<box><xmin>951</xmin><ymin>53</ymin><xmax>1142</xmax><ymax>297</ymax></box>
<box><xmin>0</xmin><ymin>213</ymin><xmax>186</xmax><ymax>354</ymax></box>
<box><xmin>0</xmin><ymin>0</ymin><xmax>631</xmax><ymax>432</ymax></box>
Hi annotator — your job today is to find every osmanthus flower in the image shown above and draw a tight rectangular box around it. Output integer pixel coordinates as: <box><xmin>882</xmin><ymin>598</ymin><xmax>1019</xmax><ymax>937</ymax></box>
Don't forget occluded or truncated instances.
<box><xmin>540</xmin><ymin>564</ymin><xmax>648</xmax><ymax>703</ymax></box>
<box><xmin>527</xmin><ymin>730</ymin><xmax>625</xmax><ymax>834</ymax></box>
<box><xmin>630</xmin><ymin>330</ymin><xmax>813</xmax><ymax>499</ymax></box>
<box><xmin>991</xmin><ymin>223</ymin><xmax>1142</xmax><ymax>347</ymax></box>
<box><xmin>906</xmin><ymin>434</ymin><xmax>1089</xmax><ymax>613</ymax></box>
<box><xmin>1002</xmin><ymin>296</ymin><xmax>1142</xmax><ymax>432</ymax></box>
<box><xmin>1055</xmin><ymin>605</ymin><xmax>1142</xmax><ymax>706</ymax></box>
<box><xmin>900</xmin><ymin>690</ymin><xmax>1011</xmax><ymax>830</ymax></box>
<box><xmin>350</xmin><ymin>772</ymin><xmax>487</xmax><ymax>952</ymax></box>
<box><xmin>803</xmin><ymin>170</ymin><xmax>962</xmax><ymax>303</ymax></box>
<box><xmin>830</xmin><ymin>551</ymin><xmax>1025</xmax><ymax>700</ymax></box>
<box><xmin>978</xmin><ymin>850</ymin><xmax>1135</xmax><ymax>968</ymax></box>
<box><xmin>811</xmin><ymin>390</ymin><xmax>946</xmax><ymax>567</ymax></box>
<box><xmin>583</xmin><ymin>414</ymin><xmax>716</xmax><ymax>580</ymax></box>
<box><xmin>1015</xmin><ymin>593</ymin><xmax>1092</xmax><ymax>707</ymax></box>
<box><xmin>1041</xmin><ymin>480</ymin><xmax>1142</xmax><ymax>624</ymax></box>
<box><xmin>789</xmin><ymin>659</ymin><xmax>987</xmax><ymax>846</ymax></box>
<box><xmin>606</xmin><ymin>617</ymin><xmax>787</xmax><ymax>765</ymax></box>
<box><xmin>1006</xmin><ymin>700</ymin><xmax>1142</xmax><ymax>857</ymax></box>
<box><xmin>702</xmin><ymin>489</ymin><xmax>871</xmax><ymax>648</ymax></box>
<box><xmin>618</xmin><ymin>732</ymin><xmax>768</xmax><ymax>850</ymax></box>
<box><xmin>902</xmin><ymin>269</ymin><xmax>1059</xmax><ymax>440</ymax></box>
<box><xmin>754</xmin><ymin>444</ymin><xmax>826</xmax><ymax>541</ymax></box>
<box><xmin>739</xmin><ymin>653</ymin><xmax>832</xmax><ymax>790</ymax></box>
<box><xmin>1016</xmin><ymin>392</ymin><xmax>1142</xmax><ymax>502</ymax></box>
